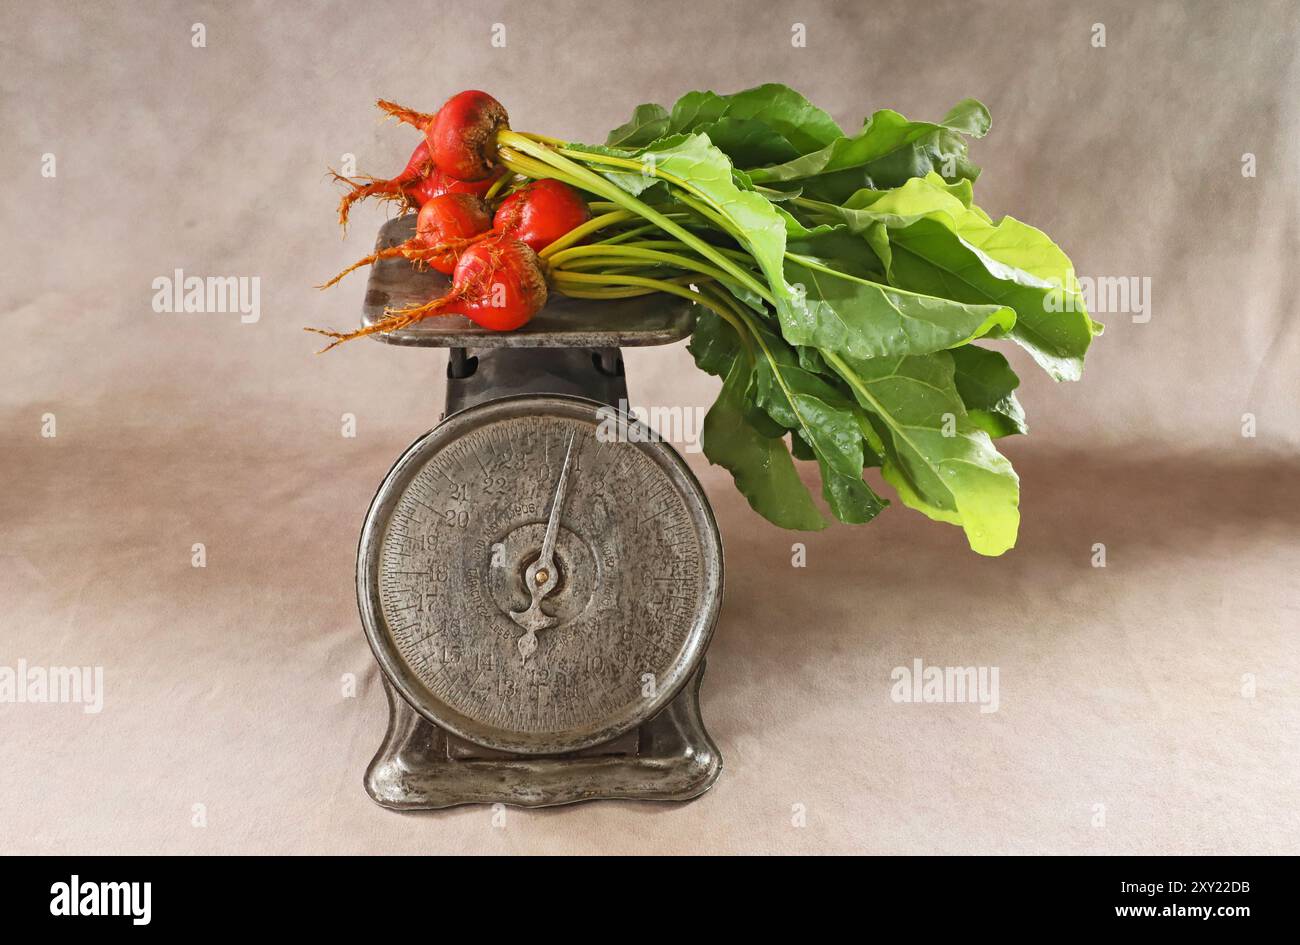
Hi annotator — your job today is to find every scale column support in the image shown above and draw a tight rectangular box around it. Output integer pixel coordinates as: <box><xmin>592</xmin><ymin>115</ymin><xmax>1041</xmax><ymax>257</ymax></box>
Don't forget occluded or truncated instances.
<box><xmin>444</xmin><ymin>346</ymin><xmax>629</xmax><ymax>415</ymax></box>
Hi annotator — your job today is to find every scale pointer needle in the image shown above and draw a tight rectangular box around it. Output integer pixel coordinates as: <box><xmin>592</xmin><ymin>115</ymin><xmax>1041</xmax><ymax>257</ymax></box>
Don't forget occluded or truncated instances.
<box><xmin>512</xmin><ymin>430</ymin><xmax>576</xmax><ymax>661</ymax></box>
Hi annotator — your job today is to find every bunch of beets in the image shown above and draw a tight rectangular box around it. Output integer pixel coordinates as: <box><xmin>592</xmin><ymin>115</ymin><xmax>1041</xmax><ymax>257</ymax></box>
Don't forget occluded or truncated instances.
<box><xmin>311</xmin><ymin>90</ymin><xmax>594</xmax><ymax>347</ymax></box>
<box><xmin>310</xmin><ymin>85</ymin><xmax>1100</xmax><ymax>556</ymax></box>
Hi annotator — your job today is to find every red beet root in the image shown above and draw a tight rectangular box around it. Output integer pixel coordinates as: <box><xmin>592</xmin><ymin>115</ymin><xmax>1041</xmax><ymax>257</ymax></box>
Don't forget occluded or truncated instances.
<box><xmin>404</xmin><ymin>164</ymin><xmax>506</xmax><ymax>206</ymax></box>
<box><xmin>413</xmin><ymin>194</ymin><xmax>495</xmax><ymax>274</ymax></box>
<box><xmin>334</xmin><ymin>94</ymin><xmax>509</xmax><ymax>227</ymax></box>
<box><xmin>493</xmin><ymin>179</ymin><xmax>592</xmax><ymax>252</ymax></box>
<box><xmin>318</xmin><ymin>193</ymin><xmax>494</xmax><ymax>289</ymax></box>
<box><xmin>308</xmin><ymin>237</ymin><xmax>546</xmax><ymax>350</ymax></box>
<box><xmin>429</xmin><ymin>90</ymin><xmax>509</xmax><ymax>181</ymax></box>
<box><xmin>441</xmin><ymin>237</ymin><xmax>548</xmax><ymax>330</ymax></box>
<box><xmin>334</xmin><ymin>138</ymin><xmax>434</xmax><ymax>228</ymax></box>
<box><xmin>376</xmin><ymin>99</ymin><xmax>439</xmax><ymax>131</ymax></box>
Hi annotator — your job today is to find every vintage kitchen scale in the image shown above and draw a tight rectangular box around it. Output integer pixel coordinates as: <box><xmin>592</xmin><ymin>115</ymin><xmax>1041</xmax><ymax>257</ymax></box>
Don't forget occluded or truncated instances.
<box><xmin>353</xmin><ymin>215</ymin><xmax>724</xmax><ymax>809</ymax></box>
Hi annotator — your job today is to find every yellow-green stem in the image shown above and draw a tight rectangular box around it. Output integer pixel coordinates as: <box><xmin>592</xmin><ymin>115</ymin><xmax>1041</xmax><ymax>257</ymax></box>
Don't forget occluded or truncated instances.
<box><xmin>538</xmin><ymin>210</ymin><xmax>637</xmax><ymax>260</ymax></box>
<box><xmin>547</xmin><ymin>244</ymin><xmax>734</xmax><ymax>284</ymax></box>
<box><xmin>484</xmin><ymin>172</ymin><xmax>516</xmax><ymax>201</ymax></box>
<box><xmin>551</xmin><ymin>271</ymin><xmax>751</xmax><ymax>348</ymax></box>
<box><xmin>498</xmin><ymin>131</ymin><xmax>775</xmax><ymax>306</ymax></box>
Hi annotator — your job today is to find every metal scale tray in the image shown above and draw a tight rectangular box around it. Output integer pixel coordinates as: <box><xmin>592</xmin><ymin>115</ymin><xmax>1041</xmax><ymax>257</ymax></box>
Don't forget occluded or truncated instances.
<box><xmin>358</xmin><ymin>214</ymin><xmax>696</xmax><ymax>349</ymax></box>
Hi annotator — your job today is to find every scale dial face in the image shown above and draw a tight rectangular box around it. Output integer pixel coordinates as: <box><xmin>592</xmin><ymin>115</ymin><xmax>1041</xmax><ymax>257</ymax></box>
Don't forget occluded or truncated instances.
<box><xmin>358</xmin><ymin>395</ymin><xmax>722</xmax><ymax>755</ymax></box>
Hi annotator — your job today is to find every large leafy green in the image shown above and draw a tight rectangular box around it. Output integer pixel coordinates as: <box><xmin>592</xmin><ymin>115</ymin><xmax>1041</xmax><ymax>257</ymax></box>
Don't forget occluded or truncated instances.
<box><xmin>814</xmin><ymin>174</ymin><xmax>1101</xmax><ymax>381</ymax></box>
<box><xmin>704</xmin><ymin>358</ymin><xmax>827</xmax><ymax>531</ymax></box>
<box><xmin>745</xmin><ymin>319</ymin><xmax>887</xmax><ymax>524</ymax></box>
<box><xmin>748</xmin><ymin>100</ymin><xmax>990</xmax><ymax>202</ymax></box>
<box><xmin>950</xmin><ymin>345</ymin><xmax>1027</xmax><ymax>437</ymax></box>
<box><xmin>689</xmin><ymin>317</ymin><xmax>826</xmax><ymax>530</ymax></box>
<box><xmin>606</xmin><ymin>83</ymin><xmax>843</xmax><ymax>161</ymax></box>
<box><xmin>606</xmin><ymin>104</ymin><xmax>672</xmax><ymax>148</ymax></box>
<box><xmin>780</xmin><ymin>209</ymin><xmax>887</xmax><ymax>280</ymax></box>
<box><xmin>685</xmin><ymin>303</ymin><xmax>742</xmax><ymax>377</ymax></box>
<box><xmin>572</xmin><ymin>85</ymin><xmax>1098</xmax><ymax>554</ymax></box>
<box><xmin>691</xmin><ymin>310</ymin><xmax>886</xmax><ymax>526</ymax></box>
<box><xmin>666</xmin><ymin>85</ymin><xmax>843</xmax><ymax>153</ymax></box>
<box><xmin>782</xmin><ymin>258</ymin><xmax>1015</xmax><ymax>360</ymax></box>
<box><xmin>583</xmin><ymin>137</ymin><xmax>1022</xmax><ymax>376</ymax></box>
<box><xmin>827</xmin><ymin>350</ymin><xmax>1020</xmax><ymax>556</ymax></box>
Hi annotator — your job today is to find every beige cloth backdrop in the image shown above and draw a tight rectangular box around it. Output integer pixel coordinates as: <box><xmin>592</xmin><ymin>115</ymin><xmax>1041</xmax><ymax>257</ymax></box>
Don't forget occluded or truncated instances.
<box><xmin>2</xmin><ymin>0</ymin><xmax>1297</xmax><ymax>854</ymax></box>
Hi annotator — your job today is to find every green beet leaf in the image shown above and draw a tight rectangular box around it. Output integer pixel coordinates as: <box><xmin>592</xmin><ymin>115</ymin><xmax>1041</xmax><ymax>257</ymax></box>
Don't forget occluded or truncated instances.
<box><xmin>747</xmin><ymin>321</ymin><xmax>888</xmax><ymax>524</ymax></box>
<box><xmin>949</xmin><ymin>345</ymin><xmax>1027</xmax><ymax>437</ymax></box>
<box><xmin>606</xmin><ymin>103</ymin><xmax>672</xmax><ymax>148</ymax></box>
<box><xmin>695</xmin><ymin>311</ymin><xmax>887</xmax><ymax>525</ymax></box>
<box><xmin>606</xmin><ymin>83</ymin><xmax>843</xmax><ymax>160</ymax></box>
<box><xmin>700</xmin><ymin>354</ymin><xmax>827</xmax><ymax>531</ymax></box>
<box><xmin>685</xmin><ymin>304</ymin><xmax>743</xmax><ymax>377</ymax></box>
<box><xmin>681</xmin><ymin>117</ymin><xmax>802</xmax><ymax>168</ymax></box>
<box><xmin>666</xmin><ymin>85</ymin><xmax>844</xmax><ymax>153</ymax></box>
<box><xmin>780</xmin><ymin>209</ymin><xmax>887</xmax><ymax>280</ymax></box>
<box><xmin>826</xmin><ymin>174</ymin><xmax>1100</xmax><ymax>381</ymax></box>
<box><xmin>582</xmin><ymin>89</ymin><xmax>1097</xmax><ymax>552</ymax></box>
<box><xmin>816</xmin><ymin>451</ymin><xmax>888</xmax><ymax>524</ymax></box>
<box><xmin>749</xmin><ymin>100</ymin><xmax>990</xmax><ymax>202</ymax></box>
<box><xmin>781</xmin><ymin>258</ymin><xmax>1014</xmax><ymax>360</ymax></box>
<box><xmin>826</xmin><ymin>350</ymin><xmax>1020</xmax><ymax>555</ymax></box>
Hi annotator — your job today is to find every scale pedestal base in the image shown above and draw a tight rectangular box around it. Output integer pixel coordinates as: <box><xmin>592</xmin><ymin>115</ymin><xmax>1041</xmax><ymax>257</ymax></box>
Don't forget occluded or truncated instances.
<box><xmin>365</xmin><ymin>664</ymin><xmax>721</xmax><ymax>810</ymax></box>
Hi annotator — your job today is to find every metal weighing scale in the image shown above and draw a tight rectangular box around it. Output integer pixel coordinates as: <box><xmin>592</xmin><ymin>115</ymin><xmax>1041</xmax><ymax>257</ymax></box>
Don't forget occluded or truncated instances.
<box><xmin>353</xmin><ymin>215</ymin><xmax>724</xmax><ymax>809</ymax></box>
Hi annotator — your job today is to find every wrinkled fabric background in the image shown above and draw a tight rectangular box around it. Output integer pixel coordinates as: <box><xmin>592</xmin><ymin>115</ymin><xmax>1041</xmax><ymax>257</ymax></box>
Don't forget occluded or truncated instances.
<box><xmin>2</xmin><ymin>0</ymin><xmax>1297</xmax><ymax>854</ymax></box>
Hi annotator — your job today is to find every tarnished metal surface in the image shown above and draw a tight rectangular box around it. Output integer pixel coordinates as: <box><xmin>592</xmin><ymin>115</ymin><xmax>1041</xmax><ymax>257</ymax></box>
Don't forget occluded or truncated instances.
<box><xmin>357</xmin><ymin>335</ymin><xmax>723</xmax><ymax>808</ymax></box>
<box><xmin>444</xmin><ymin>726</ymin><xmax>640</xmax><ymax>760</ymax></box>
<box><xmin>358</xmin><ymin>215</ymin><xmax>696</xmax><ymax>348</ymax></box>
<box><xmin>365</xmin><ymin>665</ymin><xmax>721</xmax><ymax>810</ymax></box>
<box><xmin>443</xmin><ymin>347</ymin><xmax>628</xmax><ymax>423</ymax></box>
<box><xmin>358</xmin><ymin>395</ymin><xmax>723</xmax><ymax>758</ymax></box>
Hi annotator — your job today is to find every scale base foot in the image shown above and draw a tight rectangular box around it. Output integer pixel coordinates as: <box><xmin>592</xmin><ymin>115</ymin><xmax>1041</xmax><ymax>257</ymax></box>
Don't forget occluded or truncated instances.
<box><xmin>365</xmin><ymin>664</ymin><xmax>722</xmax><ymax>810</ymax></box>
